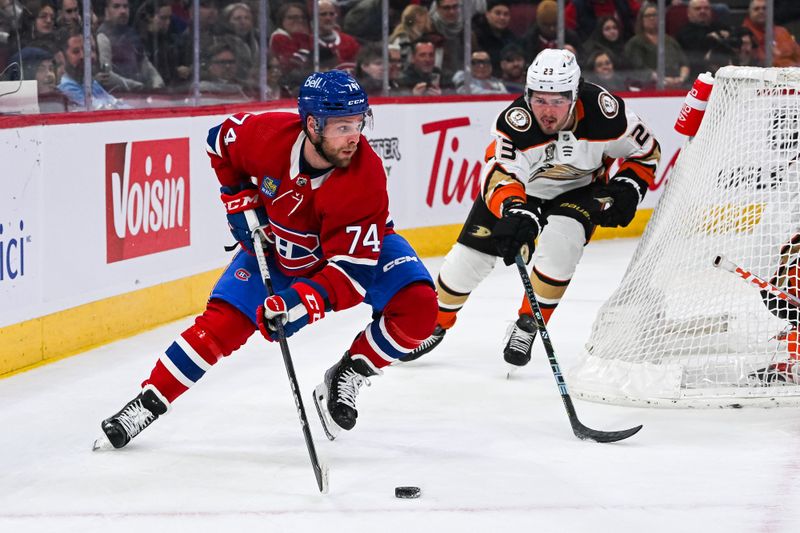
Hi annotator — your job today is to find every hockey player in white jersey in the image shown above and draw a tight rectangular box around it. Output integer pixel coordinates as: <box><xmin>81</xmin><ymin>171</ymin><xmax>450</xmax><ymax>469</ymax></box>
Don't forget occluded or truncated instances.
<box><xmin>402</xmin><ymin>48</ymin><xmax>661</xmax><ymax>367</ymax></box>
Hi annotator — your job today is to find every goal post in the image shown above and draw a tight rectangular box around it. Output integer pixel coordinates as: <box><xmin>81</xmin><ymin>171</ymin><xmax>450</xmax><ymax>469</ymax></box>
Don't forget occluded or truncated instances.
<box><xmin>569</xmin><ymin>66</ymin><xmax>800</xmax><ymax>408</ymax></box>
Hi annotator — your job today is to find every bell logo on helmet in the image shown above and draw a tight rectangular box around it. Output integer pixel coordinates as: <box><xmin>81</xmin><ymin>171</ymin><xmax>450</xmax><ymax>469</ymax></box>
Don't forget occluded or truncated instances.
<box><xmin>304</xmin><ymin>77</ymin><xmax>323</xmax><ymax>88</ymax></box>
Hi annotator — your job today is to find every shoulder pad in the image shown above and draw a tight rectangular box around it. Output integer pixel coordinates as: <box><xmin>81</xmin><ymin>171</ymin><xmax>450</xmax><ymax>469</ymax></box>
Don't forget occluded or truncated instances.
<box><xmin>574</xmin><ymin>83</ymin><xmax>628</xmax><ymax>140</ymax></box>
<box><xmin>494</xmin><ymin>95</ymin><xmax>551</xmax><ymax>150</ymax></box>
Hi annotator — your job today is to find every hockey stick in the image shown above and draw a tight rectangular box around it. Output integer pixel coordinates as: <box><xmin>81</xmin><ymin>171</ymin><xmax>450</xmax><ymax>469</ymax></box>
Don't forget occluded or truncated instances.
<box><xmin>514</xmin><ymin>253</ymin><xmax>643</xmax><ymax>443</ymax></box>
<box><xmin>712</xmin><ymin>254</ymin><xmax>800</xmax><ymax>309</ymax></box>
<box><xmin>252</xmin><ymin>229</ymin><xmax>330</xmax><ymax>494</ymax></box>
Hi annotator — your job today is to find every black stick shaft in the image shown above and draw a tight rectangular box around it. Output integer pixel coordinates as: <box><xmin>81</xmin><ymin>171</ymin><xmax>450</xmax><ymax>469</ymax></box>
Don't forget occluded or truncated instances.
<box><xmin>253</xmin><ymin>231</ymin><xmax>328</xmax><ymax>492</ymax></box>
<box><xmin>514</xmin><ymin>254</ymin><xmax>642</xmax><ymax>443</ymax></box>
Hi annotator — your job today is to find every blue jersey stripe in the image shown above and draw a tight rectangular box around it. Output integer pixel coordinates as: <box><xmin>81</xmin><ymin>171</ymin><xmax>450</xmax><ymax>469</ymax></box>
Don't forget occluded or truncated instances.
<box><xmin>369</xmin><ymin>320</ymin><xmax>405</xmax><ymax>359</ymax></box>
<box><xmin>165</xmin><ymin>342</ymin><xmax>206</xmax><ymax>383</ymax></box>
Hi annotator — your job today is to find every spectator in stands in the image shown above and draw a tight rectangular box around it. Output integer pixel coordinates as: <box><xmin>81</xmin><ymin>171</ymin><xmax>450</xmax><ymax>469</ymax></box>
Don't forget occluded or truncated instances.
<box><xmin>520</xmin><ymin>0</ymin><xmax>582</xmax><ymax>67</ymax></box>
<box><xmin>98</xmin><ymin>0</ymin><xmax>165</xmax><ymax>92</ymax></box>
<box><xmin>8</xmin><ymin>46</ymin><xmax>55</xmax><ymax>92</ymax></box>
<box><xmin>174</xmin><ymin>0</ymin><xmax>220</xmax><ymax>86</ymax></box>
<box><xmin>354</xmin><ymin>42</ymin><xmax>390</xmax><ymax>95</ymax></box>
<box><xmin>676</xmin><ymin>0</ymin><xmax>730</xmax><ymax>78</ymax></box>
<box><xmin>702</xmin><ymin>40</ymin><xmax>734</xmax><ymax>73</ymax></box>
<box><xmin>57</xmin><ymin>26</ymin><xmax>124</xmax><ymax>109</ymax></box>
<box><xmin>730</xmin><ymin>26</ymin><xmax>759</xmax><ymax>67</ymax></box>
<box><xmin>390</xmin><ymin>4</ymin><xmax>437</xmax><ymax>67</ymax></box>
<box><xmin>0</xmin><ymin>0</ymin><xmax>20</xmax><ymax>72</ymax></box>
<box><xmin>17</xmin><ymin>1</ymin><xmax>57</xmax><ymax>50</ymax></box>
<box><xmin>266</xmin><ymin>52</ymin><xmax>291</xmax><ymax>100</ymax></box>
<box><xmin>7</xmin><ymin>45</ymin><xmax>67</xmax><ymax>110</ymax></box>
<box><xmin>452</xmin><ymin>48</ymin><xmax>507</xmax><ymax>94</ymax></box>
<box><xmin>472</xmin><ymin>0</ymin><xmax>517</xmax><ymax>77</ymax></box>
<box><xmin>343</xmin><ymin>0</ymin><xmax>406</xmax><ymax>45</ymax></box>
<box><xmin>498</xmin><ymin>42</ymin><xmax>525</xmax><ymax>93</ymax></box>
<box><xmin>624</xmin><ymin>2</ymin><xmax>689</xmax><ymax>88</ymax></box>
<box><xmin>388</xmin><ymin>42</ymin><xmax>403</xmax><ymax>87</ymax></box>
<box><xmin>429</xmin><ymin>0</ymin><xmax>464</xmax><ymax>86</ymax></box>
<box><xmin>57</xmin><ymin>0</ymin><xmax>80</xmax><ymax>28</ymax></box>
<box><xmin>135</xmin><ymin>0</ymin><xmax>186</xmax><ymax>90</ymax></box>
<box><xmin>742</xmin><ymin>0</ymin><xmax>800</xmax><ymax>68</ymax></box>
<box><xmin>269</xmin><ymin>2</ymin><xmax>312</xmax><ymax>76</ymax></box>
<box><xmin>583</xmin><ymin>15</ymin><xmax>629</xmax><ymax>69</ymax></box>
<box><xmin>317</xmin><ymin>0</ymin><xmax>360</xmax><ymax>71</ymax></box>
<box><xmin>775</xmin><ymin>0</ymin><xmax>800</xmax><ymax>42</ymax></box>
<box><xmin>220</xmin><ymin>3</ymin><xmax>258</xmax><ymax>87</ymax></box>
<box><xmin>585</xmin><ymin>49</ymin><xmax>629</xmax><ymax>91</ymax></box>
<box><xmin>572</xmin><ymin>0</ymin><xmax>640</xmax><ymax>41</ymax></box>
<box><xmin>398</xmin><ymin>38</ymin><xmax>446</xmax><ymax>95</ymax></box>
<box><xmin>199</xmin><ymin>41</ymin><xmax>245</xmax><ymax>96</ymax></box>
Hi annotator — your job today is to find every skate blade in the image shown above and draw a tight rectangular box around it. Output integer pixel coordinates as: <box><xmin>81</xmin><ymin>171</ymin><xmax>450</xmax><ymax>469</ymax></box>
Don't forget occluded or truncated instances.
<box><xmin>506</xmin><ymin>363</ymin><xmax>522</xmax><ymax>380</ymax></box>
<box><xmin>92</xmin><ymin>434</ymin><xmax>115</xmax><ymax>451</ymax></box>
<box><xmin>312</xmin><ymin>384</ymin><xmax>341</xmax><ymax>441</ymax></box>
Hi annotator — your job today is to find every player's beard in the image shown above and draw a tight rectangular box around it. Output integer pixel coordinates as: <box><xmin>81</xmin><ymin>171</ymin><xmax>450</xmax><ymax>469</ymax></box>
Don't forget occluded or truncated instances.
<box><xmin>315</xmin><ymin>137</ymin><xmax>358</xmax><ymax>168</ymax></box>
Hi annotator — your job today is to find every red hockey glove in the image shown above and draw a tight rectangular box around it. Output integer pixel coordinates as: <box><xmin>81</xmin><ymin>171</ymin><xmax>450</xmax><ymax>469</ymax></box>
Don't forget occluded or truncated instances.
<box><xmin>257</xmin><ymin>280</ymin><xmax>331</xmax><ymax>341</ymax></box>
<box><xmin>220</xmin><ymin>185</ymin><xmax>270</xmax><ymax>253</ymax></box>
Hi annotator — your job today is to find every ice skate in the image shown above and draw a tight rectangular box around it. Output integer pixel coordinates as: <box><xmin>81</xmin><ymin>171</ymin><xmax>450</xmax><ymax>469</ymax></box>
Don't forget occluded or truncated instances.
<box><xmin>399</xmin><ymin>325</ymin><xmax>446</xmax><ymax>362</ymax></box>
<box><xmin>748</xmin><ymin>362</ymin><xmax>798</xmax><ymax>386</ymax></box>
<box><xmin>313</xmin><ymin>353</ymin><xmax>380</xmax><ymax>441</ymax></box>
<box><xmin>504</xmin><ymin>314</ymin><xmax>538</xmax><ymax>377</ymax></box>
<box><xmin>93</xmin><ymin>386</ymin><xmax>169</xmax><ymax>450</ymax></box>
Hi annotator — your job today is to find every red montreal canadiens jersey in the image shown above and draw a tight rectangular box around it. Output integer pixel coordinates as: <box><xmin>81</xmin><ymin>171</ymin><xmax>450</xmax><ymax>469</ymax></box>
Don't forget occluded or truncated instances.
<box><xmin>206</xmin><ymin>112</ymin><xmax>391</xmax><ymax>311</ymax></box>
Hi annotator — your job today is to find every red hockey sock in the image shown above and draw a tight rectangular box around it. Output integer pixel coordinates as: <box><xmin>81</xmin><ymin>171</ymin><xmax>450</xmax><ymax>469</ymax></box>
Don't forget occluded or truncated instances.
<box><xmin>142</xmin><ymin>299</ymin><xmax>256</xmax><ymax>403</ymax></box>
<box><xmin>348</xmin><ymin>282</ymin><xmax>437</xmax><ymax>369</ymax></box>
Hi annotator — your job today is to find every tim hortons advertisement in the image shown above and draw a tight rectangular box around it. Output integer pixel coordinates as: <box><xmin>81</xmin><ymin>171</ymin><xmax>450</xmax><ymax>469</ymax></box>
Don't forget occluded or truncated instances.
<box><xmin>105</xmin><ymin>138</ymin><xmax>191</xmax><ymax>263</ymax></box>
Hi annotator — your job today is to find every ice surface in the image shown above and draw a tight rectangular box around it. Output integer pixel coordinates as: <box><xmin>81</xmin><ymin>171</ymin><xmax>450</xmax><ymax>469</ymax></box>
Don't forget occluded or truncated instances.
<box><xmin>2</xmin><ymin>239</ymin><xmax>799</xmax><ymax>533</ymax></box>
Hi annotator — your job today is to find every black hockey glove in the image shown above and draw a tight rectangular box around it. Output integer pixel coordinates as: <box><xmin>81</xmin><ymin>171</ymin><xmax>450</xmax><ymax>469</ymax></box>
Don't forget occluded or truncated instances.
<box><xmin>492</xmin><ymin>200</ymin><xmax>543</xmax><ymax>266</ymax></box>
<box><xmin>592</xmin><ymin>177</ymin><xmax>646</xmax><ymax>228</ymax></box>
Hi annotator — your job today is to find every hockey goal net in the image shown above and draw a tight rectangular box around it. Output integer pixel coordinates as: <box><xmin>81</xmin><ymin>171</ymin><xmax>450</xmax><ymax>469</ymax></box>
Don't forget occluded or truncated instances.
<box><xmin>570</xmin><ymin>66</ymin><xmax>800</xmax><ymax>407</ymax></box>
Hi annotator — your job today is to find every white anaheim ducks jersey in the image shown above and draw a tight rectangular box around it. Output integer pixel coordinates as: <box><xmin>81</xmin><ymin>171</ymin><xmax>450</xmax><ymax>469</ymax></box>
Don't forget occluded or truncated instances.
<box><xmin>481</xmin><ymin>83</ymin><xmax>660</xmax><ymax>216</ymax></box>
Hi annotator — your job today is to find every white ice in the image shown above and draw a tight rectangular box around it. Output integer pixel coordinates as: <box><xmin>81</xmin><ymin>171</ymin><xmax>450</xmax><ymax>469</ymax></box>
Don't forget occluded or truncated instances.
<box><xmin>2</xmin><ymin>238</ymin><xmax>799</xmax><ymax>533</ymax></box>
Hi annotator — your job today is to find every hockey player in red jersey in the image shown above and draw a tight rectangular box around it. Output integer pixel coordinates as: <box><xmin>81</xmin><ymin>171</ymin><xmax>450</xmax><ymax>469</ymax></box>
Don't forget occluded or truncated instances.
<box><xmin>96</xmin><ymin>70</ymin><xmax>437</xmax><ymax>448</ymax></box>
<box><xmin>401</xmin><ymin>49</ymin><xmax>661</xmax><ymax>370</ymax></box>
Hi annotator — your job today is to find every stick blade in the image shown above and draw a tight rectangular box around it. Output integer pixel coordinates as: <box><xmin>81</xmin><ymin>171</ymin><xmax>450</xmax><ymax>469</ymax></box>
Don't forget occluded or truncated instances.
<box><xmin>316</xmin><ymin>463</ymin><xmax>330</xmax><ymax>494</ymax></box>
<box><xmin>574</xmin><ymin>423</ymin><xmax>643</xmax><ymax>443</ymax></box>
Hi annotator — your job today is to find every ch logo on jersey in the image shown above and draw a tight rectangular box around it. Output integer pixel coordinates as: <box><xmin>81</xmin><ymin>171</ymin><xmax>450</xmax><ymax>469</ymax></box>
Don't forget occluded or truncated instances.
<box><xmin>235</xmin><ymin>268</ymin><xmax>251</xmax><ymax>281</ymax></box>
<box><xmin>598</xmin><ymin>92</ymin><xmax>619</xmax><ymax>119</ymax></box>
<box><xmin>261</xmin><ymin>176</ymin><xmax>281</xmax><ymax>198</ymax></box>
<box><xmin>505</xmin><ymin>107</ymin><xmax>531</xmax><ymax>132</ymax></box>
<box><xmin>270</xmin><ymin>221</ymin><xmax>322</xmax><ymax>271</ymax></box>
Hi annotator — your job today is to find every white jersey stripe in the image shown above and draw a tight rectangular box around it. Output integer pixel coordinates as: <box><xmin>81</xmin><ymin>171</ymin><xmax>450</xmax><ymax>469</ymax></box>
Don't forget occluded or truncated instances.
<box><xmin>364</xmin><ymin>325</ymin><xmax>396</xmax><ymax>364</ymax></box>
<box><xmin>175</xmin><ymin>336</ymin><xmax>212</xmax><ymax>372</ymax></box>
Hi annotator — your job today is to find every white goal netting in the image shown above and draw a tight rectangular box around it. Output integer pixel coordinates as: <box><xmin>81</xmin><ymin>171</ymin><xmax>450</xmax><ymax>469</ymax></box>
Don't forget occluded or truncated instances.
<box><xmin>570</xmin><ymin>66</ymin><xmax>800</xmax><ymax>407</ymax></box>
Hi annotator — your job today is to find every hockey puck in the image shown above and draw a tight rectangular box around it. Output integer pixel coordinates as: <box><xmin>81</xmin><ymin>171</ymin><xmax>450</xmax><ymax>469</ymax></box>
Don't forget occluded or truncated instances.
<box><xmin>395</xmin><ymin>486</ymin><xmax>421</xmax><ymax>499</ymax></box>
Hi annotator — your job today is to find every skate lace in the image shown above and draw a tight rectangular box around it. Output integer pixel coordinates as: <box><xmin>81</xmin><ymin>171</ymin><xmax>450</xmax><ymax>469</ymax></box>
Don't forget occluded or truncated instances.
<box><xmin>337</xmin><ymin>368</ymin><xmax>371</xmax><ymax>409</ymax></box>
<box><xmin>508</xmin><ymin>325</ymin><xmax>535</xmax><ymax>354</ymax></box>
<box><xmin>117</xmin><ymin>400</ymin><xmax>155</xmax><ymax>438</ymax></box>
<box><xmin>416</xmin><ymin>332</ymin><xmax>441</xmax><ymax>351</ymax></box>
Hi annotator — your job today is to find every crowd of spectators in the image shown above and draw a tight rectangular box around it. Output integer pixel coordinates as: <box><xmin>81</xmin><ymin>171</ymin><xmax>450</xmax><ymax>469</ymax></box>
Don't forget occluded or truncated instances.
<box><xmin>1</xmin><ymin>0</ymin><xmax>799</xmax><ymax>111</ymax></box>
